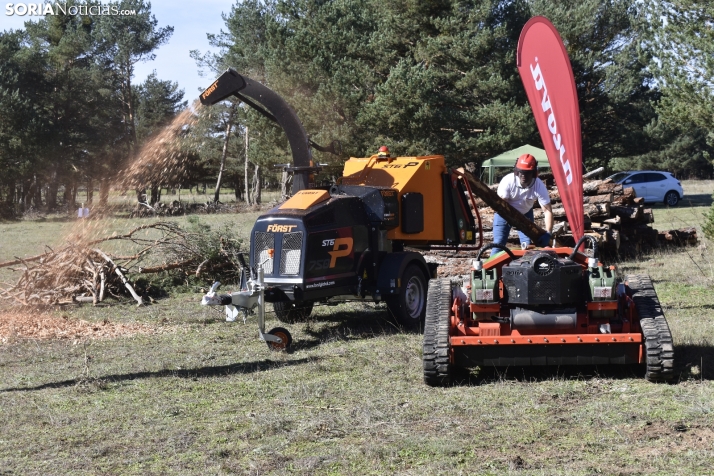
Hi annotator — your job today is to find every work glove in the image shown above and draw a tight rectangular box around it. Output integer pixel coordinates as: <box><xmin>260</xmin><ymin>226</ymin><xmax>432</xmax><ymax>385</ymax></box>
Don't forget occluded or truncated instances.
<box><xmin>535</xmin><ymin>232</ymin><xmax>552</xmax><ymax>248</ymax></box>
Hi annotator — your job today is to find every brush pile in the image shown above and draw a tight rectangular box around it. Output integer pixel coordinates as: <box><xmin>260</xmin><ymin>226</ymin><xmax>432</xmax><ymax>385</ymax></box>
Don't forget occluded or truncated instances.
<box><xmin>0</xmin><ymin>221</ymin><xmax>244</xmax><ymax>307</ymax></box>
<box><xmin>0</xmin><ymin>245</ymin><xmax>138</xmax><ymax>307</ymax></box>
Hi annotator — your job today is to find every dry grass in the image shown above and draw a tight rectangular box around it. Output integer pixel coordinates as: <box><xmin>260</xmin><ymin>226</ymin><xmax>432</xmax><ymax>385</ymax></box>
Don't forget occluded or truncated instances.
<box><xmin>0</xmin><ymin>181</ymin><xmax>712</xmax><ymax>474</ymax></box>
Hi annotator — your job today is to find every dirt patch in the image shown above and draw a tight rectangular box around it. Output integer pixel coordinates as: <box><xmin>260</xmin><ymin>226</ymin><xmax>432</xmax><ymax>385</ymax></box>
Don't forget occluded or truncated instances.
<box><xmin>627</xmin><ymin>420</ymin><xmax>714</xmax><ymax>453</ymax></box>
<box><xmin>0</xmin><ymin>310</ymin><xmax>156</xmax><ymax>342</ymax></box>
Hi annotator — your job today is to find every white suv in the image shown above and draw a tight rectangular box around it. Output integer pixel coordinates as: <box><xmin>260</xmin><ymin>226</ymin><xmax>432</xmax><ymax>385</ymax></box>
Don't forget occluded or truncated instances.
<box><xmin>606</xmin><ymin>171</ymin><xmax>684</xmax><ymax>206</ymax></box>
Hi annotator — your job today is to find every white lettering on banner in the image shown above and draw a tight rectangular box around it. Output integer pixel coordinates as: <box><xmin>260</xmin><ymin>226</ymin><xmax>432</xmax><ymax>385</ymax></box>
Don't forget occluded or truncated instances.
<box><xmin>530</xmin><ymin>60</ymin><xmax>573</xmax><ymax>185</ymax></box>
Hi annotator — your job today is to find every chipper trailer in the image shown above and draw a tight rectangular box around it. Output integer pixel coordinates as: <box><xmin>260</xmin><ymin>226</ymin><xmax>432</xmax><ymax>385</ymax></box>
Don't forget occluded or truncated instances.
<box><xmin>199</xmin><ymin>69</ymin><xmax>485</xmax><ymax>350</ymax></box>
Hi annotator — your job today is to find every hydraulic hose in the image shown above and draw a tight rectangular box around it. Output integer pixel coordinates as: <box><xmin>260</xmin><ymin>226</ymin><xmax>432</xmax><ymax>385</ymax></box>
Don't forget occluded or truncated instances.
<box><xmin>476</xmin><ymin>242</ymin><xmax>516</xmax><ymax>261</ymax></box>
<box><xmin>568</xmin><ymin>235</ymin><xmax>598</xmax><ymax>261</ymax></box>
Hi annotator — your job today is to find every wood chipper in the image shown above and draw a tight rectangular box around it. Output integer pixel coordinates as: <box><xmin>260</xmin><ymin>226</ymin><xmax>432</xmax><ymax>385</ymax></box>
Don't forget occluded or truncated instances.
<box><xmin>422</xmin><ymin>16</ymin><xmax>675</xmax><ymax>385</ymax></box>
<box><xmin>199</xmin><ymin>69</ymin><xmax>483</xmax><ymax>350</ymax></box>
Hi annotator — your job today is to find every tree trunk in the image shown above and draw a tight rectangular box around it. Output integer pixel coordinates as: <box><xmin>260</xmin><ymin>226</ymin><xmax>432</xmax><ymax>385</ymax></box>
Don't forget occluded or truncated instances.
<box><xmin>215</xmin><ymin>102</ymin><xmax>236</xmax><ymax>203</ymax></box>
<box><xmin>86</xmin><ymin>177</ymin><xmax>94</xmax><ymax>204</ymax></box>
<box><xmin>99</xmin><ymin>179</ymin><xmax>110</xmax><ymax>207</ymax></box>
<box><xmin>233</xmin><ymin>175</ymin><xmax>243</xmax><ymax>201</ymax></box>
<box><xmin>280</xmin><ymin>169</ymin><xmax>290</xmax><ymax>201</ymax></box>
<box><xmin>32</xmin><ymin>174</ymin><xmax>42</xmax><ymax>209</ymax></box>
<box><xmin>252</xmin><ymin>164</ymin><xmax>261</xmax><ymax>205</ymax></box>
<box><xmin>63</xmin><ymin>179</ymin><xmax>74</xmax><ymax>210</ymax></box>
<box><xmin>19</xmin><ymin>181</ymin><xmax>28</xmax><ymax>212</ymax></box>
<box><xmin>5</xmin><ymin>179</ymin><xmax>14</xmax><ymax>206</ymax></box>
<box><xmin>150</xmin><ymin>185</ymin><xmax>161</xmax><ymax>206</ymax></box>
<box><xmin>125</xmin><ymin>63</ymin><xmax>138</xmax><ymax>148</ymax></box>
<box><xmin>244</xmin><ymin>126</ymin><xmax>251</xmax><ymax>205</ymax></box>
<box><xmin>47</xmin><ymin>171</ymin><xmax>59</xmax><ymax>211</ymax></box>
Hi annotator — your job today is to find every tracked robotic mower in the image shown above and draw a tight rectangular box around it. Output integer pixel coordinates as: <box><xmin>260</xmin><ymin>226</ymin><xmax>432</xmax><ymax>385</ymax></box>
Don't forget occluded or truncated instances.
<box><xmin>422</xmin><ymin>236</ymin><xmax>675</xmax><ymax>385</ymax></box>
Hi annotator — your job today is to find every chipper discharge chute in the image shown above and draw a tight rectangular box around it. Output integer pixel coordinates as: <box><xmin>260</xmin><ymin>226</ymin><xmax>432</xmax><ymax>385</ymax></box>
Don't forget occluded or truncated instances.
<box><xmin>199</xmin><ymin>69</ymin><xmax>483</xmax><ymax>350</ymax></box>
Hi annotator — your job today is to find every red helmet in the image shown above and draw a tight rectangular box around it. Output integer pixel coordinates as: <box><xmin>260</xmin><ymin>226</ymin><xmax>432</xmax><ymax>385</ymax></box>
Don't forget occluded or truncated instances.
<box><xmin>377</xmin><ymin>145</ymin><xmax>390</xmax><ymax>158</ymax></box>
<box><xmin>515</xmin><ymin>153</ymin><xmax>537</xmax><ymax>171</ymax></box>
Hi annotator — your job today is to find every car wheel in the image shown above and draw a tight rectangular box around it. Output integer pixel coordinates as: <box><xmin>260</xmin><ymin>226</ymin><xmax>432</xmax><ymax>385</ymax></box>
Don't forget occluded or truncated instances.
<box><xmin>664</xmin><ymin>190</ymin><xmax>679</xmax><ymax>207</ymax></box>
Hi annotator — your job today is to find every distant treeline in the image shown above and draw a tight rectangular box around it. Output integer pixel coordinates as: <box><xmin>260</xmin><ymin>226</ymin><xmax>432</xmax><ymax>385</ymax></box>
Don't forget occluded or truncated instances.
<box><xmin>1</xmin><ymin>0</ymin><xmax>713</xmax><ymax>216</ymax></box>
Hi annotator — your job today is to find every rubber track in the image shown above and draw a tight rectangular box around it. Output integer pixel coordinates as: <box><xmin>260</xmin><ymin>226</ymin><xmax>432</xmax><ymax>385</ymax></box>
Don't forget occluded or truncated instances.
<box><xmin>423</xmin><ymin>278</ymin><xmax>453</xmax><ymax>386</ymax></box>
<box><xmin>627</xmin><ymin>274</ymin><xmax>675</xmax><ymax>382</ymax></box>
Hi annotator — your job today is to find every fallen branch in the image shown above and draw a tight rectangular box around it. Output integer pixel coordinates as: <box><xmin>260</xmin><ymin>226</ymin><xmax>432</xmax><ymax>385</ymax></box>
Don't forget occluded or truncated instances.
<box><xmin>93</xmin><ymin>249</ymin><xmax>143</xmax><ymax>306</ymax></box>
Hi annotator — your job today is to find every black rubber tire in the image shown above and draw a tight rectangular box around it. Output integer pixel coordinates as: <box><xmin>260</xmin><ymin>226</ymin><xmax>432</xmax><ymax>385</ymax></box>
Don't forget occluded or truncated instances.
<box><xmin>627</xmin><ymin>274</ymin><xmax>675</xmax><ymax>382</ymax></box>
<box><xmin>387</xmin><ymin>264</ymin><xmax>427</xmax><ymax>327</ymax></box>
<box><xmin>273</xmin><ymin>301</ymin><xmax>314</xmax><ymax>324</ymax></box>
<box><xmin>266</xmin><ymin>326</ymin><xmax>292</xmax><ymax>351</ymax></box>
<box><xmin>664</xmin><ymin>190</ymin><xmax>679</xmax><ymax>207</ymax></box>
<box><xmin>423</xmin><ymin>278</ymin><xmax>453</xmax><ymax>386</ymax></box>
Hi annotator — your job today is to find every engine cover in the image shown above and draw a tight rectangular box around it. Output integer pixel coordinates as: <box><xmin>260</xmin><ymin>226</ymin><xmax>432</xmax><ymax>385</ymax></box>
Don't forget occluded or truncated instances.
<box><xmin>501</xmin><ymin>250</ymin><xmax>583</xmax><ymax>306</ymax></box>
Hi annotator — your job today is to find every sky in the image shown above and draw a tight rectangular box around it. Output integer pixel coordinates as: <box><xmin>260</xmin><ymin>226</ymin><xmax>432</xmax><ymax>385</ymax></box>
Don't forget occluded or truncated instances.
<box><xmin>1</xmin><ymin>0</ymin><xmax>237</xmax><ymax>101</ymax></box>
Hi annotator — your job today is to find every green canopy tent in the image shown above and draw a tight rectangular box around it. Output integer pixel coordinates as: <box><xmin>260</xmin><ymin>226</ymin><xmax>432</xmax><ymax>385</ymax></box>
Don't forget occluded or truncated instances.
<box><xmin>481</xmin><ymin>145</ymin><xmax>551</xmax><ymax>185</ymax></box>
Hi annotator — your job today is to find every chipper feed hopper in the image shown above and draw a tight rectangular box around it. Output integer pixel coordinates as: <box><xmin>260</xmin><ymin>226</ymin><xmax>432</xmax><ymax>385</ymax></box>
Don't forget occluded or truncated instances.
<box><xmin>199</xmin><ymin>69</ymin><xmax>482</xmax><ymax>350</ymax></box>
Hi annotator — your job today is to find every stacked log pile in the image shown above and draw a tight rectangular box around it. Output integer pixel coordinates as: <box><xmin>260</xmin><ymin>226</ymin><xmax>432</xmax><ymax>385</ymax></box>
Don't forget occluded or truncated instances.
<box><xmin>466</xmin><ymin>174</ymin><xmax>697</xmax><ymax>256</ymax></box>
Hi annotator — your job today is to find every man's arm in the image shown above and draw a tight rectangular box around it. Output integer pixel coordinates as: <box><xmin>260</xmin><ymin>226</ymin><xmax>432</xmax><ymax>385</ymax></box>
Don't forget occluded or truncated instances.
<box><xmin>542</xmin><ymin>203</ymin><xmax>553</xmax><ymax>233</ymax></box>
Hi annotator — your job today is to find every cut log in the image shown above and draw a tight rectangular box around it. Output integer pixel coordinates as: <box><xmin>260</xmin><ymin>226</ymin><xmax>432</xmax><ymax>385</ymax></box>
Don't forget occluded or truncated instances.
<box><xmin>613</xmin><ymin>187</ymin><xmax>636</xmax><ymax>205</ymax></box>
<box><xmin>586</xmin><ymin>193</ymin><xmax>614</xmax><ymax>204</ymax></box>
<box><xmin>658</xmin><ymin>227</ymin><xmax>698</xmax><ymax>245</ymax></box>
<box><xmin>457</xmin><ymin>168</ymin><xmax>549</xmax><ymax>244</ymax></box>
<box><xmin>611</xmin><ymin>205</ymin><xmax>643</xmax><ymax>223</ymax></box>
<box><xmin>583</xmin><ymin>180</ymin><xmax>606</xmax><ymax>194</ymax></box>
<box><xmin>643</xmin><ymin>209</ymin><xmax>654</xmax><ymax>224</ymax></box>
<box><xmin>597</xmin><ymin>183</ymin><xmax>622</xmax><ymax>195</ymax></box>
<box><xmin>603</xmin><ymin>215</ymin><xmax>622</xmax><ymax>227</ymax></box>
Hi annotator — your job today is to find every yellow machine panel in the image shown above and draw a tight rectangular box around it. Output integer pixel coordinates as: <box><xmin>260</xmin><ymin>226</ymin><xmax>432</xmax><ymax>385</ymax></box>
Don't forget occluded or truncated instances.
<box><xmin>280</xmin><ymin>189</ymin><xmax>330</xmax><ymax>210</ymax></box>
<box><xmin>342</xmin><ymin>156</ymin><xmax>447</xmax><ymax>242</ymax></box>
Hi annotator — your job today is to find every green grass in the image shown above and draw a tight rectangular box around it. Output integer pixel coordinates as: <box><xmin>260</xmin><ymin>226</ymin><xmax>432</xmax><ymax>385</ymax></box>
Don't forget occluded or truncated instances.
<box><xmin>1</xmin><ymin>181</ymin><xmax>713</xmax><ymax>475</ymax></box>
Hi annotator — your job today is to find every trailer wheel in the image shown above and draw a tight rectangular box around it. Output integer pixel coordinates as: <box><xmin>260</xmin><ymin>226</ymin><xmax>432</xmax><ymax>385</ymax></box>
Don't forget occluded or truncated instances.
<box><xmin>273</xmin><ymin>301</ymin><xmax>314</xmax><ymax>324</ymax></box>
<box><xmin>627</xmin><ymin>274</ymin><xmax>675</xmax><ymax>382</ymax></box>
<box><xmin>423</xmin><ymin>278</ymin><xmax>453</xmax><ymax>386</ymax></box>
<box><xmin>387</xmin><ymin>264</ymin><xmax>427</xmax><ymax>327</ymax></box>
<box><xmin>266</xmin><ymin>327</ymin><xmax>292</xmax><ymax>352</ymax></box>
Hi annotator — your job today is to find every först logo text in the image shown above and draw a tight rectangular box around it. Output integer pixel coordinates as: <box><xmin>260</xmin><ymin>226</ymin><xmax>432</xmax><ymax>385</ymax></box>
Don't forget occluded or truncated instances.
<box><xmin>266</xmin><ymin>224</ymin><xmax>297</xmax><ymax>233</ymax></box>
<box><xmin>5</xmin><ymin>3</ymin><xmax>137</xmax><ymax>16</ymax></box>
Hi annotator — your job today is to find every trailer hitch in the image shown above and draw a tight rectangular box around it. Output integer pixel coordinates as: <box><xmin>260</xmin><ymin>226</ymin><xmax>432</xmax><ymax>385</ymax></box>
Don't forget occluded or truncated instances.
<box><xmin>200</xmin><ymin>267</ymin><xmax>293</xmax><ymax>350</ymax></box>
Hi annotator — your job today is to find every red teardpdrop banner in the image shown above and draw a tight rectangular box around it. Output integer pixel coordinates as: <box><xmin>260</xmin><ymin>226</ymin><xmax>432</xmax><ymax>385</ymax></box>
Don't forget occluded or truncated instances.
<box><xmin>517</xmin><ymin>16</ymin><xmax>584</xmax><ymax>242</ymax></box>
